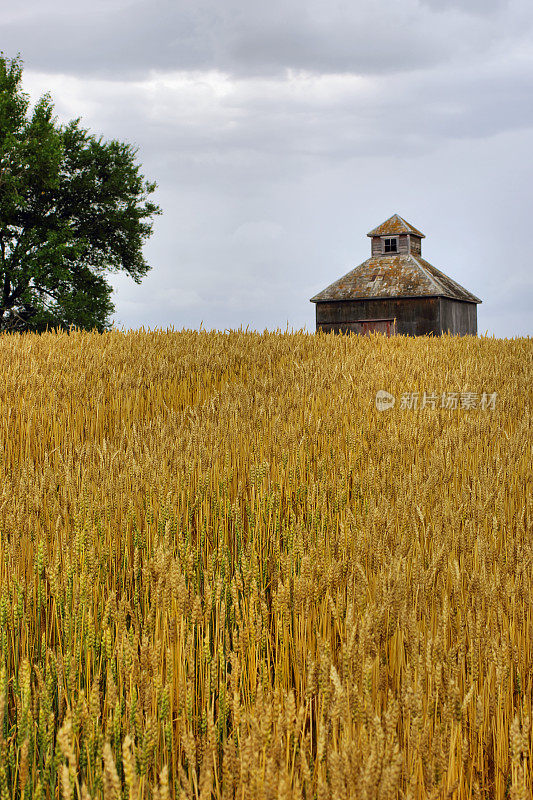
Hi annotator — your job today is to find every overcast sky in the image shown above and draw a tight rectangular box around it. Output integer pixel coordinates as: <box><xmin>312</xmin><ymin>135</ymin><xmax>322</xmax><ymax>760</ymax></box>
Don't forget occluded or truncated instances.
<box><xmin>4</xmin><ymin>0</ymin><xmax>533</xmax><ymax>335</ymax></box>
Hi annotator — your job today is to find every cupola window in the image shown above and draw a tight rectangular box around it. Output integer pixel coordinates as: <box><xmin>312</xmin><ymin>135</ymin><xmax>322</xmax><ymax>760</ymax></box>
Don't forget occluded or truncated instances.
<box><xmin>384</xmin><ymin>237</ymin><xmax>398</xmax><ymax>253</ymax></box>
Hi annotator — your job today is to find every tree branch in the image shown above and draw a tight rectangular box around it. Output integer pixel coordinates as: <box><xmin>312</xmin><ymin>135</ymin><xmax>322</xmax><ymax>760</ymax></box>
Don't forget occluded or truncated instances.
<box><xmin>30</xmin><ymin>283</ymin><xmax>59</xmax><ymax>302</ymax></box>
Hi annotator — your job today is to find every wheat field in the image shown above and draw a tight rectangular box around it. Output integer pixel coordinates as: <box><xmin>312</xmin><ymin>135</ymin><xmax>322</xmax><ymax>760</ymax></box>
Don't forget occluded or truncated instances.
<box><xmin>0</xmin><ymin>329</ymin><xmax>531</xmax><ymax>800</ymax></box>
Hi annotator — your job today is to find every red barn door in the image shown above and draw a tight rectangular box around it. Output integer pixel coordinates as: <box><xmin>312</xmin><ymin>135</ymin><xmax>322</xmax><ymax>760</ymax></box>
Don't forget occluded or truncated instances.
<box><xmin>359</xmin><ymin>319</ymin><xmax>396</xmax><ymax>336</ymax></box>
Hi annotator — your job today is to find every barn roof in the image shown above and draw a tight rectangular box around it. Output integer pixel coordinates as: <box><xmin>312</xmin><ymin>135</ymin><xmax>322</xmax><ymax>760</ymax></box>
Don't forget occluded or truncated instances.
<box><xmin>367</xmin><ymin>214</ymin><xmax>425</xmax><ymax>238</ymax></box>
<box><xmin>310</xmin><ymin>254</ymin><xmax>482</xmax><ymax>303</ymax></box>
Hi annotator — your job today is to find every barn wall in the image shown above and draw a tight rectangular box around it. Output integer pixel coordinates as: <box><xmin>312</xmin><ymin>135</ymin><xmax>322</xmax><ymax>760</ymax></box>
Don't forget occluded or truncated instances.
<box><xmin>370</xmin><ymin>236</ymin><xmax>409</xmax><ymax>255</ymax></box>
<box><xmin>409</xmin><ymin>236</ymin><xmax>422</xmax><ymax>256</ymax></box>
<box><xmin>398</xmin><ymin>235</ymin><xmax>409</xmax><ymax>254</ymax></box>
<box><xmin>371</xmin><ymin>237</ymin><xmax>381</xmax><ymax>256</ymax></box>
<box><xmin>439</xmin><ymin>298</ymin><xmax>478</xmax><ymax>335</ymax></box>
<box><xmin>316</xmin><ymin>297</ymin><xmax>441</xmax><ymax>336</ymax></box>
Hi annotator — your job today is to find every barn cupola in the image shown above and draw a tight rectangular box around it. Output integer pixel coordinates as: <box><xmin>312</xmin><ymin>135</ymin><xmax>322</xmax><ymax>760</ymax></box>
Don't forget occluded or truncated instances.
<box><xmin>367</xmin><ymin>213</ymin><xmax>425</xmax><ymax>258</ymax></box>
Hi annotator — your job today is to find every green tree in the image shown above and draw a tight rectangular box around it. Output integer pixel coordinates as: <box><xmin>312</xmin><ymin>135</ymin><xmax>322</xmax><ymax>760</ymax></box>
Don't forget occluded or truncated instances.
<box><xmin>0</xmin><ymin>54</ymin><xmax>161</xmax><ymax>333</ymax></box>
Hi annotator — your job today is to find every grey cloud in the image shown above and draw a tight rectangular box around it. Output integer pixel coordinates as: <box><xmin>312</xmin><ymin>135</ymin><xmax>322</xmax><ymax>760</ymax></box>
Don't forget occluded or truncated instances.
<box><xmin>4</xmin><ymin>0</ymin><xmax>530</xmax><ymax>79</ymax></box>
<box><xmin>56</xmin><ymin>56</ymin><xmax>532</xmax><ymax>169</ymax></box>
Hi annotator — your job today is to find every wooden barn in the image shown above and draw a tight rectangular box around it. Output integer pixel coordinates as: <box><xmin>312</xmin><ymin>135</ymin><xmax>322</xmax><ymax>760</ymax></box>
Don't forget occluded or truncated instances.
<box><xmin>310</xmin><ymin>214</ymin><xmax>481</xmax><ymax>336</ymax></box>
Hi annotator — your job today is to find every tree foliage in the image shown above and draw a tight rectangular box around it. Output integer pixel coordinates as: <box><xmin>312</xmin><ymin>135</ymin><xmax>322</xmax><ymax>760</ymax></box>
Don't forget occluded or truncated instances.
<box><xmin>0</xmin><ymin>54</ymin><xmax>161</xmax><ymax>332</ymax></box>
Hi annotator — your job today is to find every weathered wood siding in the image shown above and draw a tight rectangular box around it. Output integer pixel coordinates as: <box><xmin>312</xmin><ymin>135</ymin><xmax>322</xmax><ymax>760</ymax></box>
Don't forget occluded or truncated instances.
<box><xmin>316</xmin><ymin>297</ymin><xmax>441</xmax><ymax>336</ymax></box>
<box><xmin>371</xmin><ymin>236</ymin><xmax>409</xmax><ymax>256</ymax></box>
<box><xmin>398</xmin><ymin>235</ymin><xmax>409</xmax><ymax>254</ymax></box>
<box><xmin>409</xmin><ymin>236</ymin><xmax>422</xmax><ymax>256</ymax></box>
<box><xmin>371</xmin><ymin>237</ymin><xmax>382</xmax><ymax>256</ymax></box>
<box><xmin>316</xmin><ymin>297</ymin><xmax>478</xmax><ymax>336</ymax></box>
<box><xmin>439</xmin><ymin>298</ymin><xmax>477</xmax><ymax>335</ymax></box>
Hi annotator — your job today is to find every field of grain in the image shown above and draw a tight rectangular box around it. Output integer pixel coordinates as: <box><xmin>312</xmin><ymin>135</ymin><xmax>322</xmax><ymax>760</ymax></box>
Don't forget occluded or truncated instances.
<box><xmin>0</xmin><ymin>329</ymin><xmax>531</xmax><ymax>800</ymax></box>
